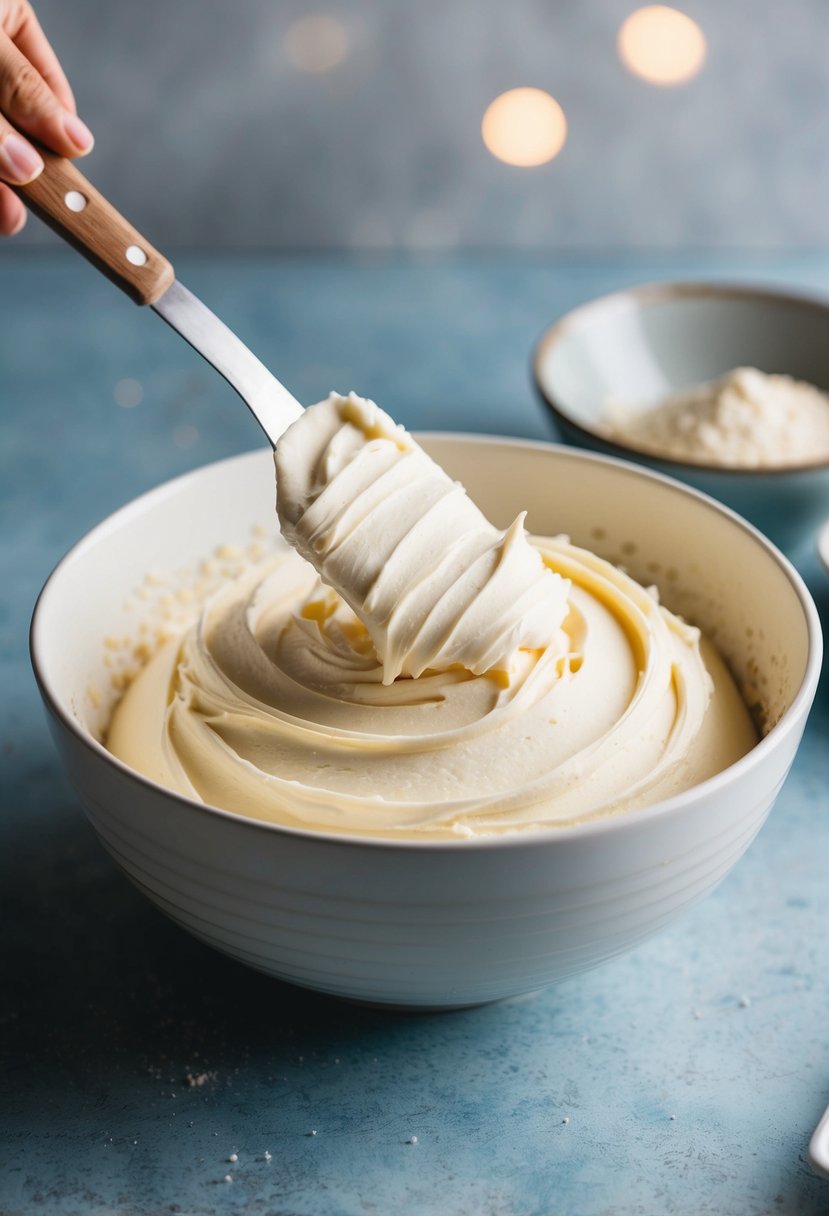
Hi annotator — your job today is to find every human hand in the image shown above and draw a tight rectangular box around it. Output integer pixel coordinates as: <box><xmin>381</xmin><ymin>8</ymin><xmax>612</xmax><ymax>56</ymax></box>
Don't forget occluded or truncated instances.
<box><xmin>0</xmin><ymin>0</ymin><xmax>92</xmax><ymax>235</ymax></box>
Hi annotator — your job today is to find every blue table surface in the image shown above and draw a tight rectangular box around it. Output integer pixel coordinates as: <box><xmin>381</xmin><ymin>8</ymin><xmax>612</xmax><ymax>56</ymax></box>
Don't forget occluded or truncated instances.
<box><xmin>2</xmin><ymin>250</ymin><xmax>828</xmax><ymax>1216</ymax></box>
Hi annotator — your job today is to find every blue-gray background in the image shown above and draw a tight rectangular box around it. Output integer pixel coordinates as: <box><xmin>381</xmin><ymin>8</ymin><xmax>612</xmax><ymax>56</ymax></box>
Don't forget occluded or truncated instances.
<box><xmin>13</xmin><ymin>0</ymin><xmax>829</xmax><ymax>251</ymax></box>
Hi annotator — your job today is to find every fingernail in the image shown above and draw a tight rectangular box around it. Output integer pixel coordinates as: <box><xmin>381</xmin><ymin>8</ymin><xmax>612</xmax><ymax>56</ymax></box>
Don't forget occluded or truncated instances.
<box><xmin>0</xmin><ymin>132</ymin><xmax>43</xmax><ymax>183</ymax></box>
<box><xmin>63</xmin><ymin>113</ymin><xmax>94</xmax><ymax>154</ymax></box>
<box><xmin>8</xmin><ymin>208</ymin><xmax>27</xmax><ymax>237</ymax></box>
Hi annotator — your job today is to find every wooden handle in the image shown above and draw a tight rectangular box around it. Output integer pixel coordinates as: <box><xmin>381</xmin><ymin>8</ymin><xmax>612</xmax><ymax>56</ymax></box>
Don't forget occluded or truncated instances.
<box><xmin>14</xmin><ymin>148</ymin><xmax>174</xmax><ymax>305</ymax></box>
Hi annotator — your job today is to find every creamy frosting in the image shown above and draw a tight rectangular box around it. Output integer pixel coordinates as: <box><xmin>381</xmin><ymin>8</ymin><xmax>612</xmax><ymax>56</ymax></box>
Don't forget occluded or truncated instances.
<box><xmin>107</xmin><ymin>534</ymin><xmax>757</xmax><ymax>839</ymax></box>
<box><xmin>275</xmin><ymin>393</ymin><xmax>571</xmax><ymax>683</ymax></box>
<box><xmin>107</xmin><ymin>394</ymin><xmax>757</xmax><ymax>838</ymax></box>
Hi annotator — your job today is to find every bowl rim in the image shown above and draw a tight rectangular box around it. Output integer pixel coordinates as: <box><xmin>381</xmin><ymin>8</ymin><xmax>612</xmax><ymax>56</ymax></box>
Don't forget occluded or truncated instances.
<box><xmin>30</xmin><ymin>435</ymin><xmax>824</xmax><ymax>854</ymax></box>
<box><xmin>532</xmin><ymin>279</ymin><xmax>829</xmax><ymax>476</ymax></box>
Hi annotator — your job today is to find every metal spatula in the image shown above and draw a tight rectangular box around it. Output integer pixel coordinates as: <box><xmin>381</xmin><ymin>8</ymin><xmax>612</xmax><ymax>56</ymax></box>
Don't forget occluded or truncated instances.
<box><xmin>15</xmin><ymin>148</ymin><xmax>303</xmax><ymax>446</ymax></box>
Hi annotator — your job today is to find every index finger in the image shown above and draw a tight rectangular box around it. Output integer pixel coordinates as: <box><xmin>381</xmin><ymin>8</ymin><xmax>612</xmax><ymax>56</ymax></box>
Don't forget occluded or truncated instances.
<box><xmin>8</xmin><ymin>2</ymin><xmax>75</xmax><ymax>112</ymax></box>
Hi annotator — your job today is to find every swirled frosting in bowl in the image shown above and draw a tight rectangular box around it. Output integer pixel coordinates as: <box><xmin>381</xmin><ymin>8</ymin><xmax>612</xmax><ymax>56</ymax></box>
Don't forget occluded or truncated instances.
<box><xmin>107</xmin><ymin>395</ymin><xmax>757</xmax><ymax>839</ymax></box>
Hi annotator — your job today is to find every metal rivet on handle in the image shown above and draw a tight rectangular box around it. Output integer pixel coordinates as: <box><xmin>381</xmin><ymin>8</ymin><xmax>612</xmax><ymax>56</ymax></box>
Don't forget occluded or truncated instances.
<box><xmin>64</xmin><ymin>190</ymin><xmax>87</xmax><ymax>212</ymax></box>
<box><xmin>126</xmin><ymin>245</ymin><xmax>148</xmax><ymax>266</ymax></box>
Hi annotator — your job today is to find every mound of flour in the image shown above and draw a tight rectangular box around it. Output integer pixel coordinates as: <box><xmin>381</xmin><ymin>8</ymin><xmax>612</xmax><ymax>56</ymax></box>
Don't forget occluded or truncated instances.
<box><xmin>605</xmin><ymin>367</ymin><xmax>829</xmax><ymax>467</ymax></box>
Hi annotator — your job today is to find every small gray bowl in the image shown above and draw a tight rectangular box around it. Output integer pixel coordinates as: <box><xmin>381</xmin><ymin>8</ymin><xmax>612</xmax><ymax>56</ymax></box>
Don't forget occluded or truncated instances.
<box><xmin>533</xmin><ymin>282</ymin><xmax>829</xmax><ymax>552</ymax></box>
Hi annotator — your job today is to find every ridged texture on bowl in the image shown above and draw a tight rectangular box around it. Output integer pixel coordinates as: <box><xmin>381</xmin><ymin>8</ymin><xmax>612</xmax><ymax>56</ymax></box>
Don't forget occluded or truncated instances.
<box><xmin>45</xmin><ymin>704</ymin><xmax>803</xmax><ymax>1006</ymax></box>
<box><xmin>32</xmin><ymin>442</ymin><xmax>821</xmax><ymax>1006</ymax></box>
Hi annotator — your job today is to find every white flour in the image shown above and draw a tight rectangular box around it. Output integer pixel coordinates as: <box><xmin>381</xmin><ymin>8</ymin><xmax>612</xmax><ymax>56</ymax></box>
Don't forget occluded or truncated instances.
<box><xmin>605</xmin><ymin>366</ymin><xmax>829</xmax><ymax>467</ymax></box>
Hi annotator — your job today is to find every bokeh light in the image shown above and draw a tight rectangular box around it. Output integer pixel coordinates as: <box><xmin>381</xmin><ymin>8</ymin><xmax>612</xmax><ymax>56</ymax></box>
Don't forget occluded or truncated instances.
<box><xmin>618</xmin><ymin>6</ymin><xmax>706</xmax><ymax>86</ymax></box>
<box><xmin>172</xmin><ymin>423</ymin><xmax>199</xmax><ymax>450</ymax></box>
<box><xmin>482</xmin><ymin>88</ymin><xmax>567</xmax><ymax>167</ymax></box>
<box><xmin>284</xmin><ymin>15</ymin><xmax>349</xmax><ymax>74</ymax></box>
<box><xmin>113</xmin><ymin>378</ymin><xmax>144</xmax><ymax>408</ymax></box>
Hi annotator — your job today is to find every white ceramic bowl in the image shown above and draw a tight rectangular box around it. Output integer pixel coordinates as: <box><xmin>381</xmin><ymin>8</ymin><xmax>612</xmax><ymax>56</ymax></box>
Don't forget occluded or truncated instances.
<box><xmin>31</xmin><ymin>439</ymin><xmax>822</xmax><ymax>1008</ymax></box>
<box><xmin>533</xmin><ymin>282</ymin><xmax>829</xmax><ymax>551</ymax></box>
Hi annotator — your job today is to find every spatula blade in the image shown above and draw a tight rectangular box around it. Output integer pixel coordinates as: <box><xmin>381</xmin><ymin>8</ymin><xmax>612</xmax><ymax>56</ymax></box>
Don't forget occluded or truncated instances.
<box><xmin>153</xmin><ymin>281</ymin><xmax>303</xmax><ymax>447</ymax></box>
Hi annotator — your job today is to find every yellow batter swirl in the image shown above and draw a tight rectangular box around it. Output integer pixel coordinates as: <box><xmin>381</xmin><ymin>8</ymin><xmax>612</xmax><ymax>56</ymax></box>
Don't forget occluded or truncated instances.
<box><xmin>107</xmin><ymin>534</ymin><xmax>757</xmax><ymax>838</ymax></box>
